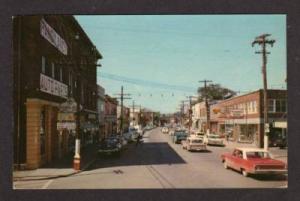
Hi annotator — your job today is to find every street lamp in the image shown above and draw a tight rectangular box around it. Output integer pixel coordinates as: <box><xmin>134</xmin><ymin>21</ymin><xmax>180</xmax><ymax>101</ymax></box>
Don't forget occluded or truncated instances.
<box><xmin>73</xmin><ymin>32</ymin><xmax>81</xmax><ymax>170</ymax></box>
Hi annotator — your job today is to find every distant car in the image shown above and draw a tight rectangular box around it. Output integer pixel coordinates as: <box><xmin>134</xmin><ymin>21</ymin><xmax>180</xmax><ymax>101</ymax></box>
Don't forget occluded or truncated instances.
<box><xmin>161</xmin><ymin>127</ymin><xmax>169</xmax><ymax>134</ymax></box>
<box><xmin>205</xmin><ymin>134</ymin><xmax>224</xmax><ymax>146</ymax></box>
<box><xmin>182</xmin><ymin>135</ymin><xmax>207</xmax><ymax>151</ymax></box>
<box><xmin>221</xmin><ymin>148</ymin><xmax>287</xmax><ymax>177</ymax></box>
<box><xmin>173</xmin><ymin>130</ymin><xmax>188</xmax><ymax>144</ymax></box>
<box><xmin>98</xmin><ymin>138</ymin><xmax>122</xmax><ymax>156</ymax></box>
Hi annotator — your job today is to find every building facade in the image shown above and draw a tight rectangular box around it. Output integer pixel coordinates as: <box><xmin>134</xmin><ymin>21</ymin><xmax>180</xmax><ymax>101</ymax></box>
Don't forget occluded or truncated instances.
<box><xmin>117</xmin><ymin>106</ymin><xmax>130</xmax><ymax>133</ymax></box>
<box><xmin>210</xmin><ymin>89</ymin><xmax>287</xmax><ymax>147</ymax></box>
<box><xmin>104</xmin><ymin>95</ymin><xmax>118</xmax><ymax>137</ymax></box>
<box><xmin>13</xmin><ymin>15</ymin><xmax>102</xmax><ymax>169</ymax></box>
<box><xmin>97</xmin><ymin>85</ymin><xmax>105</xmax><ymax>141</ymax></box>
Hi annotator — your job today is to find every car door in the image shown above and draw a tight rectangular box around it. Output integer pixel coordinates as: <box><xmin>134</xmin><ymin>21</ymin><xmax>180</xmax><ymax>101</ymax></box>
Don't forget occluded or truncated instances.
<box><xmin>231</xmin><ymin>150</ymin><xmax>244</xmax><ymax>170</ymax></box>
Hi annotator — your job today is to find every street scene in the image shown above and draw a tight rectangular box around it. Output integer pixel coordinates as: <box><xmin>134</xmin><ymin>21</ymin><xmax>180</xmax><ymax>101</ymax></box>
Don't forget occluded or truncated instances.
<box><xmin>13</xmin><ymin>15</ymin><xmax>287</xmax><ymax>189</ymax></box>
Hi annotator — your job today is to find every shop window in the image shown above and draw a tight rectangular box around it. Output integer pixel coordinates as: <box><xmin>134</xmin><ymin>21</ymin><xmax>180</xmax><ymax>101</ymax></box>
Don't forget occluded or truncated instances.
<box><xmin>40</xmin><ymin>109</ymin><xmax>46</xmax><ymax>156</ymax></box>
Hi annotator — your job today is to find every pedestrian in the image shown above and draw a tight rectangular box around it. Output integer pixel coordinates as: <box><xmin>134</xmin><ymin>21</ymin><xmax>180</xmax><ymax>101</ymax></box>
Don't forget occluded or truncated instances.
<box><xmin>136</xmin><ymin>133</ymin><xmax>142</xmax><ymax>146</ymax></box>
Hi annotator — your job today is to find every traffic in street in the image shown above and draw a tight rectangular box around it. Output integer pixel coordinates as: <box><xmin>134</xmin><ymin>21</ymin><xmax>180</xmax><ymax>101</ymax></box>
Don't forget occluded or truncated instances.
<box><xmin>14</xmin><ymin>127</ymin><xmax>287</xmax><ymax>189</ymax></box>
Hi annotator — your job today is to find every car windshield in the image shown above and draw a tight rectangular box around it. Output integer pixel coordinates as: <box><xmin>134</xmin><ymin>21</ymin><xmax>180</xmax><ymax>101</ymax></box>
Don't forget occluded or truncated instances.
<box><xmin>246</xmin><ymin>151</ymin><xmax>271</xmax><ymax>159</ymax></box>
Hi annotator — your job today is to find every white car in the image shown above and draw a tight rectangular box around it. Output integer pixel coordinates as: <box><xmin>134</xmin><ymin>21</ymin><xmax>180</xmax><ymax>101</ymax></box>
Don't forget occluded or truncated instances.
<box><xmin>182</xmin><ymin>135</ymin><xmax>207</xmax><ymax>151</ymax></box>
<box><xmin>161</xmin><ymin>127</ymin><xmax>169</xmax><ymax>134</ymax></box>
<box><xmin>205</xmin><ymin>134</ymin><xmax>225</xmax><ymax>146</ymax></box>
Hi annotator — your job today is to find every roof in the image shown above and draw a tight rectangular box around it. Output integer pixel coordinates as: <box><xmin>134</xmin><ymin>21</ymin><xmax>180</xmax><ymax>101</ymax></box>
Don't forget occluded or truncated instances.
<box><xmin>235</xmin><ymin>147</ymin><xmax>268</xmax><ymax>152</ymax></box>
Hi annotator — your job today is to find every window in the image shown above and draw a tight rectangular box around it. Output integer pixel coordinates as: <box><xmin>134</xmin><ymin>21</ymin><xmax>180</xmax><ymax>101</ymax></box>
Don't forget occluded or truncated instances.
<box><xmin>268</xmin><ymin>99</ymin><xmax>275</xmax><ymax>113</ymax></box>
<box><xmin>276</xmin><ymin>99</ymin><xmax>287</xmax><ymax>112</ymax></box>
<box><xmin>59</xmin><ymin>67</ymin><xmax>63</xmax><ymax>82</ymax></box>
<box><xmin>41</xmin><ymin>56</ymin><xmax>46</xmax><ymax>74</ymax></box>
<box><xmin>253</xmin><ymin>101</ymin><xmax>257</xmax><ymax>113</ymax></box>
<box><xmin>51</xmin><ymin>62</ymin><xmax>55</xmax><ymax>78</ymax></box>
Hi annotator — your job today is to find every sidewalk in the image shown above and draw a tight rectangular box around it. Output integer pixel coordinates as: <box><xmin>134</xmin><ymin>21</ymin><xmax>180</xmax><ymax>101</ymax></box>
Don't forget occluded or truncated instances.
<box><xmin>224</xmin><ymin>140</ymin><xmax>288</xmax><ymax>163</ymax></box>
<box><xmin>13</xmin><ymin>144</ymin><xmax>98</xmax><ymax>181</ymax></box>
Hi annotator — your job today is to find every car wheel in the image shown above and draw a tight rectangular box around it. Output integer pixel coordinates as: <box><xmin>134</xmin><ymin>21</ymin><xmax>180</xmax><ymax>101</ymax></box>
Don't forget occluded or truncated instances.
<box><xmin>223</xmin><ymin>160</ymin><xmax>228</xmax><ymax>169</ymax></box>
<box><xmin>241</xmin><ymin>169</ymin><xmax>248</xmax><ymax>177</ymax></box>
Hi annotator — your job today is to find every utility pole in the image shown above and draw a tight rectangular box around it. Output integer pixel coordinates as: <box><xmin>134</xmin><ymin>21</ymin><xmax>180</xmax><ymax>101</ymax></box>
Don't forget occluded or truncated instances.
<box><xmin>199</xmin><ymin>80</ymin><xmax>213</xmax><ymax>135</ymax></box>
<box><xmin>132</xmin><ymin>100</ymin><xmax>135</xmax><ymax>126</ymax></box>
<box><xmin>252</xmin><ymin>34</ymin><xmax>275</xmax><ymax>150</ymax></box>
<box><xmin>186</xmin><ymin>96</ymin><xmax>197</xmax><ymax>135</ymax></box>
<box><xmin>114</xmin><ymin>86</ymin><xmax>131</xmax><ymax>136</ymax></box>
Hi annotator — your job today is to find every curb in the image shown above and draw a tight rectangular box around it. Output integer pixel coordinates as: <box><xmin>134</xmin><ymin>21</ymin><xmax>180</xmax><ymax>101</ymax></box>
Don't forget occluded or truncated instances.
<box><xmin>13</xmin><ymin>158</ymin><xmax>96</xmax><ymax>182</ymax></box>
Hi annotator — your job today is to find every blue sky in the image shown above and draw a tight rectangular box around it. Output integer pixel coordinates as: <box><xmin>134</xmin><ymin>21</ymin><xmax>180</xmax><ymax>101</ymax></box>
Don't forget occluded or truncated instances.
<box><xmin>75</xmin><ymin>15</ymin><xmax>286</xmax><ymax>114</ymax></box>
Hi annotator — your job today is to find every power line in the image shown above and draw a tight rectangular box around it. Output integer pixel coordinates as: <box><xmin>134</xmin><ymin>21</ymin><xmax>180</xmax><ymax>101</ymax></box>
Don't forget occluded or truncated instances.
<box><xmin>98</xmin><ymin>72</ymin><xmax>196</xmax><ymax>92</ymax></box>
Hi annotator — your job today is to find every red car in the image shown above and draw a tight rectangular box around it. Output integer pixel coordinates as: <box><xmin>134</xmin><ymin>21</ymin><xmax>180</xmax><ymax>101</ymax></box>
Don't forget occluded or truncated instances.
<box><xmin>221</xmin><ymin>148</ymin><xmax>287</xmax><ymax>177</ymax></box>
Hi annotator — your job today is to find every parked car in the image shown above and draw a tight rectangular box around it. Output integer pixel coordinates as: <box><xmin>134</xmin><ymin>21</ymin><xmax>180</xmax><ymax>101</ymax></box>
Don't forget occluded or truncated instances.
<box><xmin>98</xmin><ymin>138</ymin><xmax>122</xmax><ymax>157</ymax></box>
<box><xmin>205</xmin><ymin>134</ymin><xmax>225</xmax><ymax>146</ymax></box>
<box><xmin>269</xmin><ymin>137</ymin><xmax>288</xmax><ymax>149</ymax></box>
<box><xmin>221</xmin><ymin>148</ymin><xmax>287</xmax><ymax>177</ymax></box>
<box><xmin>161</xmin><ymin>127</ymin><xmax>169</xmax><ymax>134</ymax></box>
<box><xmin>173</xmin><ymin>130</ymin><xmax>188</xmax><ymax>144</ymax></box>
<box><xmin>182</xmin><ymin>135</ymin><xmax>207</xmax><ymax>151</ymax></box>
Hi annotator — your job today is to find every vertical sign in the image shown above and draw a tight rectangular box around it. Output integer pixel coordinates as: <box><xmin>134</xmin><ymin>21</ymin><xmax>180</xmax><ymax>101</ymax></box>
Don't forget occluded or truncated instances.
<box><xmin>40</xmin><ymin>18</ymin><xmax>68</xmax><ymax>55</ymax></box>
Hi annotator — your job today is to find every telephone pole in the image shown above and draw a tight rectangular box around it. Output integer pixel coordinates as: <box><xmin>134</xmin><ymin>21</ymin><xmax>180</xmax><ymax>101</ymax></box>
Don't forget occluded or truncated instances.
<box><xmin>252</xmin><ymin>34</ymin><xmax>275</xmax><ymax>150</ymax></box>
<box><xmin>186</xmin><ymin>96</ymin><xmax>197</xmax><ymax>135</ymax></box>
<box><xmin>199</xmin><ymin>80</ymin><xmax>213</xmax><ymax>134</ymax></box>
<box><xmin>114</xmin><ymin>86</ymin><xmax>131</xmax><ymax>136</ymax></box>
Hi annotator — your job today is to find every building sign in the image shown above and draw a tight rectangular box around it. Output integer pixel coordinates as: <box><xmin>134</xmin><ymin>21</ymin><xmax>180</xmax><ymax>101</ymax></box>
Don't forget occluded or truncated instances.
<box><xmin>40</xmin><ymin>18</ymin><xmax>68</xmax><ymax>55</ymax></box>
<box><xmin>40</xmin><ymin>74</ymin><xmax>68</xmax><ymax>98</ymax></box>
<box><xmin>88</xmin><ymin>114</ymin><xmax>96</xmax><ymax>120</ymax></box>
<box><xmin>57</xmin><ymin>122</ymin><xmax>76</xmax><ymax>131</ymax></box>
<box><xmin>59</xmin><ymin>97</ymin><xmax>77</xmax><ymax>113</ymax></box>
<box><xmin>58</xmin><ymin>113</ymin><xmax>76</xmax><ymax>121</ymax></box>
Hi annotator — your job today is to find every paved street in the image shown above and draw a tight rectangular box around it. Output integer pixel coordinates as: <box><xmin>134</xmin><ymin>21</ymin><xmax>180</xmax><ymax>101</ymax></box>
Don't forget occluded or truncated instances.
<box><xmin>14</xmin><ymin>128</ymin><xmax>287</xmax><ymax>189</ymax></box>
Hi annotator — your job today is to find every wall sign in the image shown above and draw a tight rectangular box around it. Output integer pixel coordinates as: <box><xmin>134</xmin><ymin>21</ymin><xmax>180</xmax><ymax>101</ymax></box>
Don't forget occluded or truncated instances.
<box><xmin>40</xmin><ymin>18</ymin><xmax>68</xmax><ymax>55</ymax></box>
<box><xmin>40</xmin><ymin>74</ymin><xmax>68</xmax><ymax>98</ymax></box>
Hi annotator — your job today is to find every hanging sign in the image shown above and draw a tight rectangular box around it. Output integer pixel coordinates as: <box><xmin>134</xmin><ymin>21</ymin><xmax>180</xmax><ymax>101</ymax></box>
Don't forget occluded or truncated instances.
<box><xmin>57</xmin><ymin>122</ymin><xmax>76</xmax><ymax>131</ymax></box>
<box><xmin>40</xmin><ymin>18</ymin><xmax>68</xmax><ymax>55</ymax></box>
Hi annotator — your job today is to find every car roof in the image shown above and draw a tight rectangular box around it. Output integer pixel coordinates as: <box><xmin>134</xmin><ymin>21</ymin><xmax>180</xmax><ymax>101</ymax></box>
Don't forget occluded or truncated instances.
<box><xmin>235</xmin><ymin>147</ymin><xmax>268</xmax><ymax>152</ymax></box>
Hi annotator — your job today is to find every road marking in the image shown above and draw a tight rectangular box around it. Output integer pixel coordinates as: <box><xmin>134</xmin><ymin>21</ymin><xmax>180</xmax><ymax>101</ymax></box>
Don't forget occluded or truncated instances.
<box><xmin>41</xmin><ymin>179</ymin><xmax>53</xmax><ymax>189</ymax></box>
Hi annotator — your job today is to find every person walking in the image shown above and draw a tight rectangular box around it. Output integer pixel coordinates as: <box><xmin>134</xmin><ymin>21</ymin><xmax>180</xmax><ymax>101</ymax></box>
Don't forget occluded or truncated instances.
<box><xmin>136</xmin><ymin>133</ymin><xmax>142</xmax><ymax>146</ymax></box>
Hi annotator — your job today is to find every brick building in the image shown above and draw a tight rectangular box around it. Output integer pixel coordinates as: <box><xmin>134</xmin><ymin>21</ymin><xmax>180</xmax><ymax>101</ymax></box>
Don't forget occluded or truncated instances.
<box><xmin>104</xmin><ymin>95</ymin><xmax>118</xmax><ymax>137</ymax></box>
<box><xmin>210</xmin><ymin>89</ymin><xmax>287</xmax><ymax>147</ymax></box>
<box><xmin>97</xmin><ymin>85</ymin><xmax>105</xmax><ymax>140</ymax></box>
<box><xmin>13</xmin><ymin>15</ymin><xmax>102</xmax><ymax>169</ymax></box>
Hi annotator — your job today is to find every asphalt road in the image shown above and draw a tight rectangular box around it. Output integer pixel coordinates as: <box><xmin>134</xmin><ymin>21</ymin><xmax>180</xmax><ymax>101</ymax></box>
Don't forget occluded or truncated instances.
<box><xmin>15</xmin><ymin>127</ymin><xmax>287</xmax><ymax>189</ymax></box>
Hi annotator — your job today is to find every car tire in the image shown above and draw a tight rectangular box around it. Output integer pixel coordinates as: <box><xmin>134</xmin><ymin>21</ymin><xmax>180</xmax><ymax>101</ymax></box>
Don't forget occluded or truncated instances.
<box><xmin>223</xmin><ymin>160</ymin><xmax>228</xmax><ymax>169</ymax></box>
<box><xmin>241</xmin><ymin>169</ymin><xmax>248</xmax><ymax>177</ymax></box>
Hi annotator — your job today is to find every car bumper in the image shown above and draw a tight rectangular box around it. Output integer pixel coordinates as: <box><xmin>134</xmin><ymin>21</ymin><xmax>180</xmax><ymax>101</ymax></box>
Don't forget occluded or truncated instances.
<box><xmin>190</xmin><ymin>145</ymin><xmax>207</xmax><ymax>150</ymax></box>
<box><xmin>252</xmin><ymin>169</ymin><xmax>288</xmax><ymax>175</ymax></box>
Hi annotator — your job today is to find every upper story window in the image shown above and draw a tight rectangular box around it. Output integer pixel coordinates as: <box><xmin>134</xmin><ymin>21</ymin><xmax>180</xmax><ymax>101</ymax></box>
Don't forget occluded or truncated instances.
<box><xmin>41</xmin><ymin>56</ymin><xmax>46</xmax><ymax>74</ymax></box>
<box><xmin>51</xmin><ymin>62</ymin><xmax>55</xmax><ymax>78</ymax></box>
<box><xmin>59</xmin><ymin>67</ymin><xmax>63</xmax><ymax>82</ymax></box>
<box><xmin>268</xmin><ymin>99</ymin><xmax>287</xmax><ymax>113</ymax></box>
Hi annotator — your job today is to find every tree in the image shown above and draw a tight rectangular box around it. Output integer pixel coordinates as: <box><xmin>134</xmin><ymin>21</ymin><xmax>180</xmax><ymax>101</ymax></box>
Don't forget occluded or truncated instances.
<box><xmin>197</xmin><ymin>84</ymin><xmax>236</xmax><ymax>102</ymax></box>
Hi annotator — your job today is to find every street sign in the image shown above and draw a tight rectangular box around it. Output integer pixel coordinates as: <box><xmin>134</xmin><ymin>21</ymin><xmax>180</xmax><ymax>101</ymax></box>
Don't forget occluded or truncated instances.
<box><xmin>57</xmin><ymin>122</ymin><xmax>76</xmax><ymax>131</ymax></box>
<box><xmin>230</xmin><ymin>109</ymin><xmax>244</xmax><ymax>118</ymax></box>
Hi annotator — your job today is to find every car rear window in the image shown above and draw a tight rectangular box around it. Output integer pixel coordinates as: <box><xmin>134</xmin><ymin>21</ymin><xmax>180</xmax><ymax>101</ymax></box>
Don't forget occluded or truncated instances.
<box><xmin>192</xmin><ymin>139</ymin><xmax>203</xmax><ymax>143</ymax></box>
<box><xmin>246</xmin><ymin>151</ymin><xmax>270</xmax><ymax>159</ymax></box>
